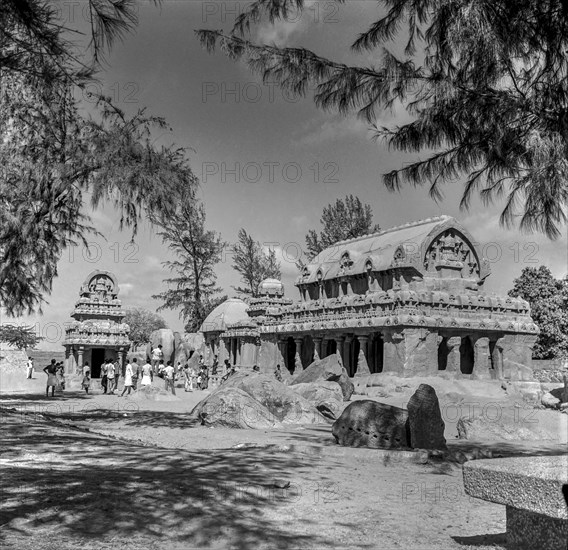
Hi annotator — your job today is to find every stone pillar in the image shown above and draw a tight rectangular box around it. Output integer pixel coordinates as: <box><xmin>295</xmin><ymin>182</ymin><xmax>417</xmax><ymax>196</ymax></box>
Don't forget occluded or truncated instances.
<box><xmin>446</xmin><ymin>336</ymin><xmax>461</xmax><ymax>375</ymax></box>
<box><xmin>77</xmin><ymin>346</ymin><xmax>84</xmax><ymax>371</ymax></box>
<box><xmin>334</xmin><ymin>336</ymin><xmax>345</xmax><ymax>367</ymax></box>
<box><xmin>355</xmin><ymin>335</ymin><xmax>371</xmax><ymax>377</ymax></box>
<box><xmin>344</xmin><ymin>335</ymin><xmax>353</xmax><ymax>375</ymax></box>
<box><xmin>294</xmin><ymin>337</ymin><xmax>303</xmax><ymax>371</ymax></box>
<box><xmin>473</xmin><ymin>337</ymin><xmax>491</xmax><ymax>380</ymax></box>
<box><xmin>218</xmin><ymin>338</ymin><xmax>229</xmax><ymax>364</ymax></box>
<box><xmin>312</xmin><ymin>337</ymin><xmax>322</xmax><ymax>361</ymax></box>
<box><xmin>498</xmin><ymin>334</ymin><xmax>537</xmax><ymax>381</ymax></box>
<box><xmin>383</xmin><ymin>329</ymin><xmax>439</xmax><ymax>377</ymax></box>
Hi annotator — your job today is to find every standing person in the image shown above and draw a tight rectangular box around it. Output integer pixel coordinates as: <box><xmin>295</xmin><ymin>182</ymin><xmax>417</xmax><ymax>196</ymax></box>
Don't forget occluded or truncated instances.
<box><xmin>82</xmin><ymin>362</ymin><xmax>91</xmax><ymax>394</ymax></box>
<box><xmin>55</xmin><ymin>362</ymin><xmax>65</xmax><ymax>392</ymax></box>
<box><xmin>26</xmin><ymin>356</ymin><xmax>34</xmax><ymax>379</ymax></box>
<box><xmin>274</xmin><ymin>364</ymin><xmax>283</xmax><ymax>382</ymax></box>
<box><xmin>201</xmin><ymin>366</ymin><xmax>209</xmax><ymax>390</ymax></box>
<box><xmin>43</xmin><ymin>359</ymin><xmax>58</xmax><ymax>397</ymax></box>
<box><xmin>131</xmin><ymin>358</ymin><xmax>140</xmax><ymax>390</ymax></box>
<box><xmin>183</xmin><ymin>364</ymin><xmax>192</xmax><ymax>392</ymax></box>
<box><xmin>157</xmin><ymin>360</ymin><xmax>166</xmax><ymax>379</ymax></box>
<box><xmin>164</xmin><ymin>361</ymin><xmax>176</xmax><ymax>395</ymax></box>
<box><xmin>106</xmin><ymin>360</ymin><xmax>116</xmax><ymax>395</ymax></box>
<box><xmin>101</xmin><ymin>360</ymin><xmax>109</xmax><ymax>394</ymax></box>
<box><xmin>211</xmin><ymin>355</ymin><xmax>219</xmax><ymax>376</ymax></box>
<box><xmin>121</xmin><ymin>360</ymin><xmax>134</xmax><ymax>397</ymax></box>
<box><xmin>113</xmin><ymin>359</ymin><xmax>121</xmax><ymax>393</ymax></box>
<box><xmin>151</xmin><ymin>344</ymin><xmax>163</xmax><ymax>372</ymax></box>
<box><xmin>140</xmin><ymin>358</ymin><xmax>153</xmax><ymax>387</ymax></box>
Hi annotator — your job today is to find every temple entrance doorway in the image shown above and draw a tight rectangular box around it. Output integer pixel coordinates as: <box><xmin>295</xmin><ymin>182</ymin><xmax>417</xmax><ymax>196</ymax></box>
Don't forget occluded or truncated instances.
<box><xmin>91</xmin><ymin>348</ymin><xmax>105</xmax><ymax>377</ymax></box>
<box><xmin>370</xmin><ymin>334</ymin><xmax>384</xmax><ymax>373</ymax></box>
<box><xmin>460</xmin><ymin>337</ymin><xmax>474</xmax><ymax>374</ymax></box>
<box><xmin>286</xmin><ymin>337</ymin><xmax>296</xmax><ymax>374</ymax></box>
<box><xmin>438</xmin><ymin>337</ymin><xmax>449</xmax><ymax>371</ymax></box>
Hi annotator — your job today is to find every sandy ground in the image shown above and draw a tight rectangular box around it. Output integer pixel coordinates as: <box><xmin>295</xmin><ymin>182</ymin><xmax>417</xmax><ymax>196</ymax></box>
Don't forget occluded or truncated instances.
<box><xmin>1</xmin><ymin>379</ymin><xmax>567</xmax><ymax>550</ymax></box>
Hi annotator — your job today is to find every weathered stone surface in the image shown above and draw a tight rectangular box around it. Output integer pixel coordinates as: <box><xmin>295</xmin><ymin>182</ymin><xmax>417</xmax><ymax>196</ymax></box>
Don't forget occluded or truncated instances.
<box><xmin>542</xmin><ymin>391</ymin><xmax>561</xmax><ymax>409</ymax></box>
<box><xmin>223</xmin><ymin>373</ymin><xmax>326</xmax><ymax>424</ymax></box>
<box><xmin>291</xmin><ymin>381</ymin><xmax>345</xmax><ymax>419</ymax></box>
<box><xmin>291</xmin><ymin>355</ymin><xmax>354</xmax><ymax>401</ymax></box>
<box><xmin>407</xmin><ymin>384</ymin><xmax>447</xmax><ymax>450</ymax></box>
<box><xmin>146</xmin><ymin>328</ymin><xmax>176</xmax><ymax>363</ymax></box>
<box><xmin>190</xmin><ymin>387</ymin><xmax>276</xmax><ymax>429</ymax></box>
<box><xmin>457</xmin><ymin>415</ymin><xmax>557</xmax><ymax>441</ymax></box>
<box><xmin>332</xmin><ymin>400</ymin><xmax>410</xmax><ymax>449</ymax></box>
<box><xmin>463</xmin><ymin>455</ymin><xmax>568</xmax><ymax>550</ymax></box>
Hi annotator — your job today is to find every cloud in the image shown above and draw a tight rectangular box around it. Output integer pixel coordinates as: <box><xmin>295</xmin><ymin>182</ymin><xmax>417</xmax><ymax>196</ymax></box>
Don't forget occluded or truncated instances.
<box><xmin>297</xmin><ymin>115</ymin><xmax>372</xmax><ymax>147</ymax></box>
<box><xmin>254</xmin><ymin>0</ymin><xmax>316</xmax><ymax>46</ymax></box>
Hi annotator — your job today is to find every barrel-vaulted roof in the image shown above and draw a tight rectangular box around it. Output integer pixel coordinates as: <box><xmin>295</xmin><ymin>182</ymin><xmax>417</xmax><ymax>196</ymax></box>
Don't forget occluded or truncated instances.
<box><xmin>200</xmin><ymin>298</ymin><xmax>250</xmax><ymax>334</ymax></box>
<box><xmin>297</xmin><ymin>216</ymin><xmax>490</xmax><ymax>285</ymax></box>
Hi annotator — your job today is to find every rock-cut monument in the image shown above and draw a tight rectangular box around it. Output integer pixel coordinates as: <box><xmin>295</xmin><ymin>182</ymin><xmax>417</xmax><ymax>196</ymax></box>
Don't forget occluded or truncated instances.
<box><xmin>63</xmin><ymin>270</ymin><xmax>130</xmax><ymax>377</ymax></box>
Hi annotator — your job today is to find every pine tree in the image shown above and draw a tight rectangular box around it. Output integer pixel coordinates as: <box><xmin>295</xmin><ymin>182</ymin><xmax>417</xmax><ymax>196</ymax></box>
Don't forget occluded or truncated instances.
<box><xmin>151</xmin><ymin>190</ymin><xmax>226</xmax><ymax>333</ymax></box>
<box><xmin>232</xmin><ymin>229</ymin><xmax>282</xmax><ymax>297</ymax></box>
<box><xmin>198</xmin><ymin>0</ymin><xmax>568</xmax><ymax>238</ymax></box>
<box><xmin>305</xmin><ymin>195</ymin><xmax>380</xmax><ymax>259</ymax></box>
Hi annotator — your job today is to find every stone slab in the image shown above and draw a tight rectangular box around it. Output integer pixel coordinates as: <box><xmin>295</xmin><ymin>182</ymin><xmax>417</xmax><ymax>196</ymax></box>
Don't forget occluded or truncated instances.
<box><xmin>463</xmin><ymin>455</ymin><xmax>568</xmax><ymax>519</ymax></box>
<box><xmin>506</xmin><ymin>505</ymin><xmax>568</xmax><ymax>550</ymax></box>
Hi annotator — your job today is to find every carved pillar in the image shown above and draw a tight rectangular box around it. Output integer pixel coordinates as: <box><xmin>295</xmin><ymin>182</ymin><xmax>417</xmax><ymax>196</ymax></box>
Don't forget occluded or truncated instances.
<box><xmin>77</xmin><ymin>346</ymin><xmax>84</xmax><ymax>370</ymax></box>
<box><xmin>312</xmin><ymin>337</ymin><xmax>322</xmax><ymax>361</ymax></box>
<box><xmin>334</xmin><ymin>336</ymin><xmax>345</xmax><ymax>367</ymax></box>
<box><xmin>294</xmin><ymin>337</ymin><xmax>304</xmax><ymax>371</ymax></box>
<box><xmin>355</xmin><ymin>335</ymin><xmax>371</xmax><ymax>377</ymax></box>
<box><xmin>344</xmin><ymin>335</ymin><xmax>353</xmax><ymax>376</ymax></box>
<box><xmin>473</xmin><ymin>337</ymin><xmax>491</xmax><ymax>380</ymax></box>
<box><xmin>446</xmin><ymin>336</ymin><xmax>461</xmax><ymax>375</ymax></box>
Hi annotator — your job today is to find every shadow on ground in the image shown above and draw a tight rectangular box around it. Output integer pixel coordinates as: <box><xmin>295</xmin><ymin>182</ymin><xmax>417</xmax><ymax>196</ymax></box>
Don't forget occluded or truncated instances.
<box><xmin>0</xmin><ymin>409</ymin><xmax>349</xmax><ymax>550</ymax></box>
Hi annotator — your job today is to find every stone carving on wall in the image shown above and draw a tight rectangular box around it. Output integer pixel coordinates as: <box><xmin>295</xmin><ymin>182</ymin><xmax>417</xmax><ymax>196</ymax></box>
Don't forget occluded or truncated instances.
<box><xmin>424</xmin><ymin>230</ymin><xmax>480</xmax><ymax>278</ymax></box>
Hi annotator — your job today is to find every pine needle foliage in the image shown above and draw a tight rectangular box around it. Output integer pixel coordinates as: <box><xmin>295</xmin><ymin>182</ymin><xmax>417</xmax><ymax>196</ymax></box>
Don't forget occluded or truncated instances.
<box><xmin>197</xmin><ymin>0</ymin><xmax>568</xmax><ymax>239</ymax></box>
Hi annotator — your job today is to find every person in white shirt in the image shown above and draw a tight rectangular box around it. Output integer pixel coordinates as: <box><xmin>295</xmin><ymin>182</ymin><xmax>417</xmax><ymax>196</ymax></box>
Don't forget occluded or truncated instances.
<box><xmin>26</xmin><ymin>357</ymin><xmax>34</xmax><ymax>379</ymax></box>
<box><xmin>106</xmin><ymin>360</ymin><xmax>116</xmax><ymax>394</ymax></box>
<box><xmin>121</xmin><ymin>360</ymin><xmax>134</xmax><ymax>396</ymax></box>
<box><xmin>151</xmin><ymin>345</ymin><xmax>163</xmax><ymax>372</ymax></box>
<box><xmin>164</xmin><ymin>361</ymin><xmax>176</xmax><ymax>395</ymax></box>
<box><xmin>141</xmin><ymin>359</ymin><xmax>153</xmax><ymax>386</ymax></box>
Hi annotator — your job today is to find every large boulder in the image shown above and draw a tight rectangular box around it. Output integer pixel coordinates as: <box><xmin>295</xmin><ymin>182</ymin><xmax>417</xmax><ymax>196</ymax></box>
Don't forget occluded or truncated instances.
<box><xmin>145</xmin><ymin>329</ymin><xmax>176</xmax><ymax>363</ymax></box>
<box><xmin>332</xmin><ymin>400</ymin><xmax>411</xmax><ymax>449</ymax></box>
<box><xmin>191</xmin><ymin>372</ymin><xmax>327</xmax><ymax>428</ymax></box>
<box><xmin>291</xmin><ymin>381</ymin><xmax>346</xmax><ymax>419</ymax></box>
<box><xmin>222</xmin><ymin>373</ymin><xmax>327</xmax><ymax>424</ymax></box>
<box><xmin>406</xmin><ymin>384</ymin><xmax>447</xmax><ymax>450</ymax></box>
<box><xmin>191</xmin><ymin>387</ymin><xmax>276</xmax><ymax>429</ymax></box>
<box><xmin>291</xmin><ymin>355</ymin><xmax>354</xmax><ymax>401</ymax></box>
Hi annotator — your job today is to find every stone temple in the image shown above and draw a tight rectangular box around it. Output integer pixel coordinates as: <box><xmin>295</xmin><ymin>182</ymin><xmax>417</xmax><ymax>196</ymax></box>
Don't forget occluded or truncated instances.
<box><xmin>202</xmin><ymin>216</ymin><xmax>539</xmax><ymax>381</ymax></box>
<box><xmin>63</xmin><ymin>270</ymin><xmax>130</xmax><ymax>377</ymax></box>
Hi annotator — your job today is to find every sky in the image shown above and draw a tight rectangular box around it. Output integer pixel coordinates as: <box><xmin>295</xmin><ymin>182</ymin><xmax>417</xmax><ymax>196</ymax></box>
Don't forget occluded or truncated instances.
<box><xmin>5</xmin><ymin>1</ymin><xmax>567</xmax><ymax>350</ymax></box>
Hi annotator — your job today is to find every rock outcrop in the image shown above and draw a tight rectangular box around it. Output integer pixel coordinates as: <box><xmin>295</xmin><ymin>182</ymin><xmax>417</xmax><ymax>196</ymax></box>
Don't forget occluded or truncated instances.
<box><xmin>456</xmin><ymin>415</ymin><xmax>557</xmax><ymax>441</ymax></box>
<box><xmin>406</xmin><ymin>384</ymin><xmax>447</xmax><ymax>450</ymax></box>
<box><xmin>190</xmin><ymin>372</ymin><xmax>327</xmax><ymax>428</ymax></box>
<box><xmin>331</xmin><ymin>400</ymin><xmax>410</xmax><ymax>449</ymax></box>
<box><xmin>291</xmin><ymin>381</ymin><xmax>346</xmax><ymax>419</ymax></box>
<box><xmin>291</xmin><ymin>355</ymin><xmax>354</xmax><ymax>401</ymax></box>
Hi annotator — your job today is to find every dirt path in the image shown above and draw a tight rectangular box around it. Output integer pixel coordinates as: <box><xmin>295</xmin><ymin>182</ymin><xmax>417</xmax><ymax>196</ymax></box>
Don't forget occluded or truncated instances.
<box><xmin>1</xmin><ymin>387</ymin><xmax>566</xmax><ymax>550</ymax></box>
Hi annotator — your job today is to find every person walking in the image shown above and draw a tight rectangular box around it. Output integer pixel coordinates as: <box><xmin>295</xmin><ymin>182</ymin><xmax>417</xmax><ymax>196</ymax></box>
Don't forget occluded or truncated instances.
<box><xmin>131</xmin><ymin>358</ymin><xmax>140</xmax><ymax>390</ymax></box>
<box><xmin>164</xmin><ymin>361</ymin><xmax>176</xmax><ymax>395</ymax></box>
<box><xmin>141</xmin><ymin>359</ymin><xmax>153</xmax><ymax>387</ymax></box>
<box><xmin>106</xmin><ymin>360</ymin><xmax>116</xmax><ymax>394</ymax></box>
<box><xmin>183</xmin><ymin>364</ymin><xmax>192</xmax><ymax>392</ymax></box>
<box><xmin>82</xmin><ymin>362</ymin><xmax>91</xmax><ymax>394</ymax></box>
<box><xmin>101</xmin><ymin>360</ymin><xmax>109</xmax><ymax>394</ymax></box>
<box><xmin>26</xmin><ymin>357</ymin><xmax>34</xmax><ymax>379</ymax></box>
<box><xmin>113</xmin><ymin>359</ymin><xmax>120</xmax><ymax>393</ymax></box>
<box><xmin>274</xmin><ymin>364</ymin><xmax>283</xmax><ymax>382</ymax></box>
<box><xmin>43</xmin><ymin>359</ymin><xmax>58</xmax><ymax>397</ymax></box>
<box><xmin>121</xmin><ymin>360</ymin><xmax>134</xmax><ymax>396</ymax></box>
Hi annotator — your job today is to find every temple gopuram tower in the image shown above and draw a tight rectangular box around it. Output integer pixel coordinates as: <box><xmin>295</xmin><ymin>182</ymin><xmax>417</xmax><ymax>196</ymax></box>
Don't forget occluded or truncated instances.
<box><xmin>63</xmin><ymin>270</ymin><xmax>130</xmax><ymax>377</ymax></box>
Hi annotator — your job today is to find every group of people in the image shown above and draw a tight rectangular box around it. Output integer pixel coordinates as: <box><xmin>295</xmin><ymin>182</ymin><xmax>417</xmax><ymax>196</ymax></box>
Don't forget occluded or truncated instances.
<box><xmin>44</xmin><ymin>350</ymin><xmax>286</xmax><ymax>398</ymax></box>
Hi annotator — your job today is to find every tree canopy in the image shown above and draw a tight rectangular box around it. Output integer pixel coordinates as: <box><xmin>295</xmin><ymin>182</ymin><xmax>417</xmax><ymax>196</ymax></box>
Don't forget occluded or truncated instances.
<box><xmin>0</xmin><ymin>325</ymin><xmax>42</xmax><ymax>350</ymax></box>
<box><xmin>151</xmin><ymin>186</ymin><xmax>227</xmax><ymax>333</ymax></box>
<box><xmin>509</xmin><ymin>266</ymin><xmax>568</xmax><ymax>359</ymax></box>
<box><xmin>1</xmin><ymin>0</ymin><xmax>195</xmax><ymax>316</ymax></box>
<box><xmin>198</xmin><ymin>0</ymin><xmax>568</xmax><ymax>239</ymax></box>
<box><xmin>232</xmin><ymin>229</ymin><xmax>282</xmax><ymax>297</ymax></box>
<box><xmin>123</xmin><ymin>307</ymin><xmax>167</xmax><ymax>349</ymax></box>
<box><xmin>305</xmin><ymin>195</ymin><xmax>380</xmax><ymax>259</ymax></box>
